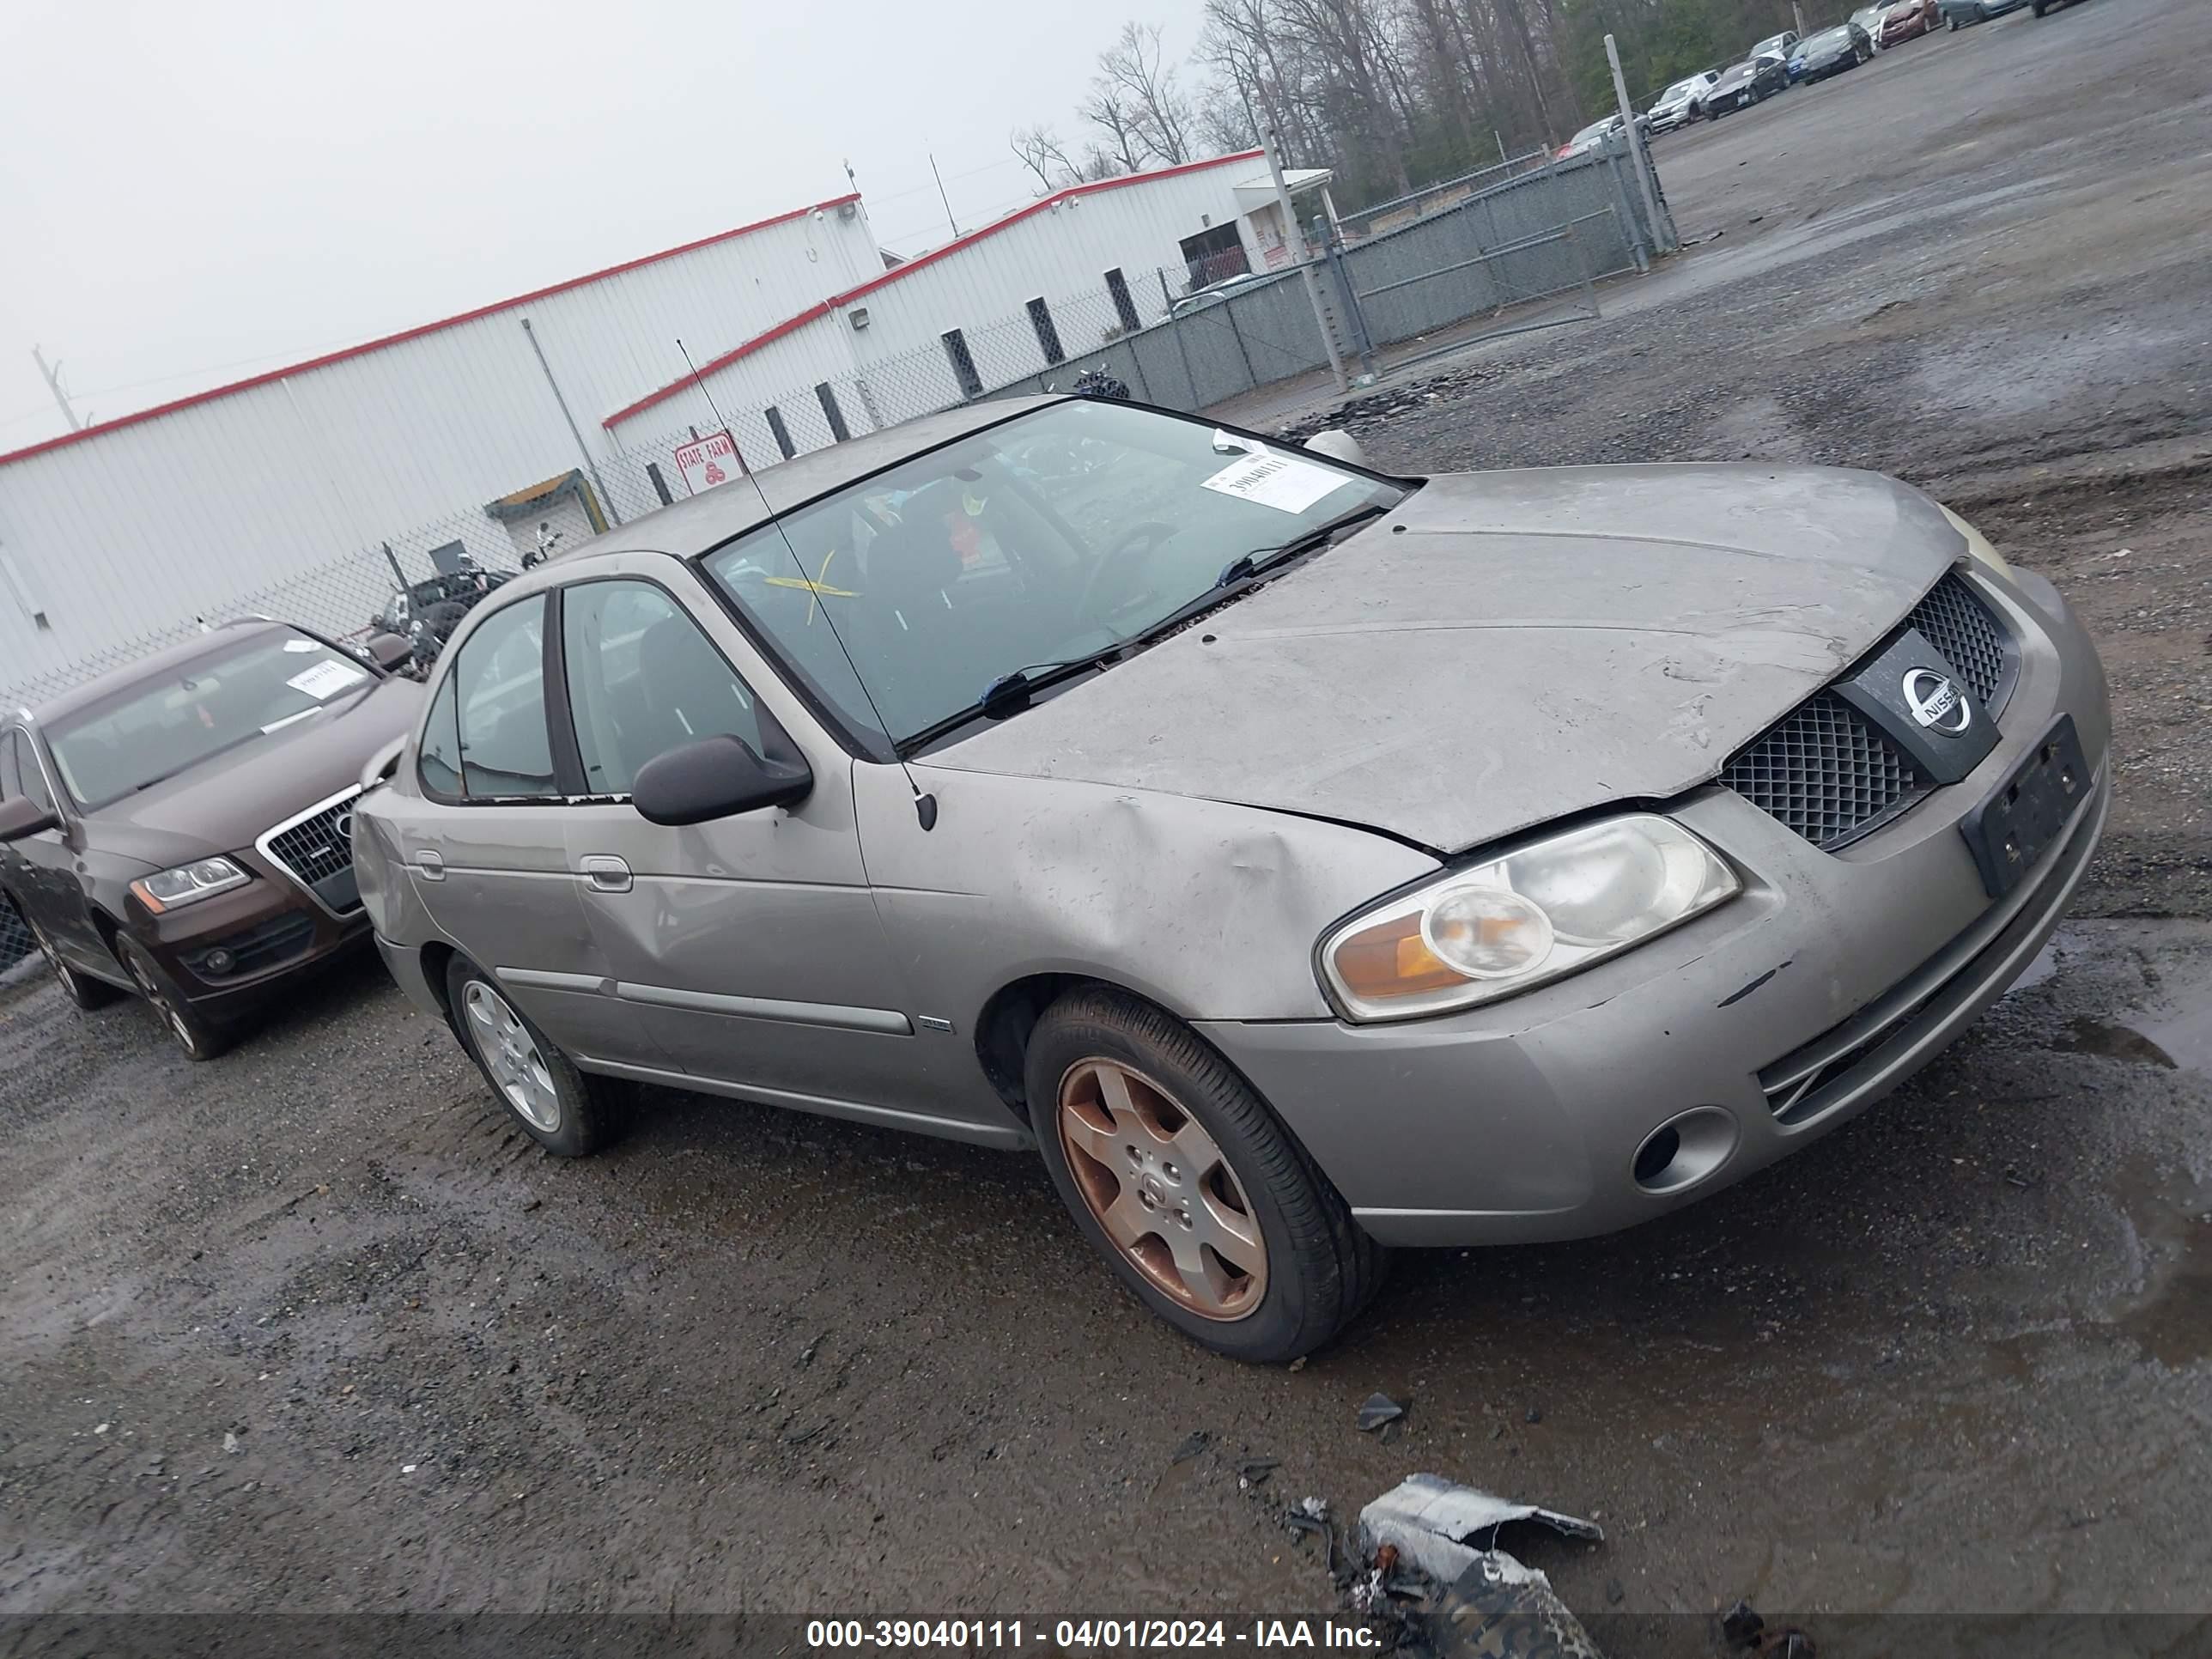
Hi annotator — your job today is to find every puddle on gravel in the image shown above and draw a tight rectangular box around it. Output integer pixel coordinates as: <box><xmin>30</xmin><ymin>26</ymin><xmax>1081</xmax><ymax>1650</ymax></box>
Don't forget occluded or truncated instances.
<box><xmin>2056</xmin><ymin>1017</ymin><xmax>2179</xmax><ymax>1069</ymax></box>
<box><xmin>2106</xmin><ymin>1161</ymin><xmax>2212</xmax><ymax>1369</ymax></box>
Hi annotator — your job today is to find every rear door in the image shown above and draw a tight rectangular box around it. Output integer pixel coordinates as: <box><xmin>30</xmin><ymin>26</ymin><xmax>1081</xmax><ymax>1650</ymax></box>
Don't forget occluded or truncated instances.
<box><xmin>0</xmin><ymin>725</ymin><xmax>105</xmax><ymax>971</ymax></box>
<box><xmin>394</xmin><ymin>593</ymin><xmax>663</xmax><ymax>1069</ymax></box>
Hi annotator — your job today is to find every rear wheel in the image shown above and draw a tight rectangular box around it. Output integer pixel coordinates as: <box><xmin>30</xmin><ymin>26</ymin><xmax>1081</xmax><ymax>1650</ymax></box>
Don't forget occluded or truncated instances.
<box><xmin>1027</xmin><ymin>988</ymin><xmax>1385</xmax><ymax>1363</ymax></box>
<box><xmin>447</xmin><ymin>955</ymin><xmax>619</xmax><ymax>1156</ymax></box>
<box><xmin>117</xmin><ymin>936</ymin><xmax>231</xmax><ymax>1060</ymax></box>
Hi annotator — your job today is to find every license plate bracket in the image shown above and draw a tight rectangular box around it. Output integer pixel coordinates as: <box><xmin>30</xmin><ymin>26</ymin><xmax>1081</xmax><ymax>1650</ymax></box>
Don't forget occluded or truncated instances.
<box><xmin>1960</xmin><ymin>714</ymin><xmax>2087</xmax><ymax>899</ymax></box>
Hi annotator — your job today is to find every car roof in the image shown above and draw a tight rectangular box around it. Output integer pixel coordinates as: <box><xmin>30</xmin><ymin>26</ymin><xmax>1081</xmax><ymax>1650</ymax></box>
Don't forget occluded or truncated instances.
<box><xmin>536</xmin><ymin>395</ymin><xmax>1073</xmax><ymax>568</ymax></box>
<box><xmin>18</xmin><ymin>618</ymin><xmax>293</xmax><ymax>725</ymax></box>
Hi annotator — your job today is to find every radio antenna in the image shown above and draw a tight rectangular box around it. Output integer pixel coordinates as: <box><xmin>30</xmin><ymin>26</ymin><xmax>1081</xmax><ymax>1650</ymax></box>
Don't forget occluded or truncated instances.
<box><xmin>675</xmin><ymin>338</ymin><xmax>937</xmax><ymax>830</ymax></box>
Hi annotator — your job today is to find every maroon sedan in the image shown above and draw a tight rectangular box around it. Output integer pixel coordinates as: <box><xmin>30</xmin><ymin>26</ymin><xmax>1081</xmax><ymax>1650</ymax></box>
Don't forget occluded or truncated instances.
<box><xmin>0</xmin><ymin>620</ymin><xmax>419</xmax><ymax>1058</ymax></box>
<box><xmin>1880</xmin><ymin>0</ymin><xmax>1941</xmax><ymax>45</ymax></box>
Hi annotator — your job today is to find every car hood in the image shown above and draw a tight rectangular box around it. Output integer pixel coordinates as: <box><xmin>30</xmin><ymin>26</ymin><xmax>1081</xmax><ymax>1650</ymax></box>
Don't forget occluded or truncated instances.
<box><xmin>82</xmin><ymin>675</ymin><xmax>423</xmax><ymax>869</ymax></box>
<box><xmin>928</xmin><ymin>464</ymin><xmax>1965</xmax><ymax>853</ymax></box>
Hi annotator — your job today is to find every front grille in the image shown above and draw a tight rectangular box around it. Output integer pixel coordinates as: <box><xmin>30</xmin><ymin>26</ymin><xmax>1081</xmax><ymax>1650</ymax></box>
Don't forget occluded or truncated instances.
<box><xmin>181</xmin><ymin>912</ymin><xmax>316</xmax><ymax>981</ymax></box>
<box><xmin>1905</xmin><ymin>572</ymin><xmax>2010</xmax><ymax>708</ymax></box>
<box><xmin>262</xmin><ymin>790</ymin><xmax>362</xmax><ymax>916</ymax></box>
<box><xmin>1720</xmin><ymin>692</ymin><xmax>1928</xmax><ymax>850</ymax></box>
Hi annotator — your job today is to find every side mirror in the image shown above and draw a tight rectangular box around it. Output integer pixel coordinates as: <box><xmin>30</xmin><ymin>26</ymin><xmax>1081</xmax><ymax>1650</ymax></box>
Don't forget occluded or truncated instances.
<box><xmin>632</xmin><ymin>734</ymin><xmax>812</xmax><ymax>827</ymax></box>
<box><xmin>0</xmin><ymin>795</ymin><xmax>59</xmax><ymax>842</ymax></box>
<box><xmin>1304</xmin><ymin>429</ymin><xmax>1370</xmax><ymax>469</ymax></box>
<box><xmin>364</xmin><ymin>630</ymin><xmax>414</xmax><ymax>672</ymax></box>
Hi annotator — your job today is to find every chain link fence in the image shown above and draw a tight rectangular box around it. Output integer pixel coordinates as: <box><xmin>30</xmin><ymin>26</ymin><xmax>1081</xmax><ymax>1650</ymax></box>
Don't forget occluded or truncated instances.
<box><xmin>2</xmin><ymin>892</ymin><xmax>34</xmax><ymax>977</ymax></box>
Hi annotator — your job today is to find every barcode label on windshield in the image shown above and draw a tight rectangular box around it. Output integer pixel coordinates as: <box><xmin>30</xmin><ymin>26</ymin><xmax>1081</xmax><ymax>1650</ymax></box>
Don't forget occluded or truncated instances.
<box><xmin>1200</xmin><ymin>452</ymin><xmax>1344</xmax><ymax>514</ymax></box>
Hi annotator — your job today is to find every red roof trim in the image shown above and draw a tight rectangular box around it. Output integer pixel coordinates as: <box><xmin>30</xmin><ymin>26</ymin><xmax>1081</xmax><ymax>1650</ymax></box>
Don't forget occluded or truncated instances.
<box><xmin>0</xmin><ymin>193</ymin><xmax>863</xmax><ymax>469</ymax></box>
<box><xmin>602</xmin><ymin>150</ymin><xmax>1265</xmax><ymax>430</ymax></box>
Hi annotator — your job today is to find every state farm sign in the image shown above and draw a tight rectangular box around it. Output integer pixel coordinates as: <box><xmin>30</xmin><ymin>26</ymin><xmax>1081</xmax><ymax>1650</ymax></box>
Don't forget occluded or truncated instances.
<box><xmin>674</xmin><ymin>430</ymin><xmax>745</xmax><ymax>495</ymax></box>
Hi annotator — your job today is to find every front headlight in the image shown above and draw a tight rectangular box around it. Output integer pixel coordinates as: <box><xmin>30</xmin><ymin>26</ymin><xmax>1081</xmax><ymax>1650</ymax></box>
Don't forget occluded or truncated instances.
<box><xmin>131</xmin><ymin>856</ymin><xmax>252</xmax><ymax>914</ymax></box>
<box><xmin>1319</xmin><ymin>814</ymin><xmax>1740</xmax><ymax>1023</ymax></box>
<box><xmin>1939</xmin><ymin>504</ymin><xmax>2011</xmax><ymax>576</ymax></box>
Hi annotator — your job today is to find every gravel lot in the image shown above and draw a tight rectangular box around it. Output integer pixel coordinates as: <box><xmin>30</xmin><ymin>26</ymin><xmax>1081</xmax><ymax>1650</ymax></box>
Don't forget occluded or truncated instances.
<box><xmin>5</xmin><ymin>0</ymin><xmax>2209</xmax><ymax>1641</ymax></box>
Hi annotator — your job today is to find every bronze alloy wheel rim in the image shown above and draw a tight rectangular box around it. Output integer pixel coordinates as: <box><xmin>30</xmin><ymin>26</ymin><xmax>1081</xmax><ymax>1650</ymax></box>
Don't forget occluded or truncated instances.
<box><xmin>1056</xmin><ymin>1058</ymin><xmax>1267</xmax><ymax>1321</ymax></box>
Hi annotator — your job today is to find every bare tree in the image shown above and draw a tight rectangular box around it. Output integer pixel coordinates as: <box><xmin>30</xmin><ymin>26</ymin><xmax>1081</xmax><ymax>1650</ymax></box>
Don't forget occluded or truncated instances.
<box><xmin>1097</xmin><ymin>21</ymin><xmax>1197</xmax><ymax>165</ymax></box>
<box><xmin>1009</xmin><ymin>122</ymin><xmax>1080</xmax><ymax>191</ymax></box>
<box><xmin>1078</xmin><ymin>81</ymin><xmax>1149</xmax><ymax>173</ymax></box>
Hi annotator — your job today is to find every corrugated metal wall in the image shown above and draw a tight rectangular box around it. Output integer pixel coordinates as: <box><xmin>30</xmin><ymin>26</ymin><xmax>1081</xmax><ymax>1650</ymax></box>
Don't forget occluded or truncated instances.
<box><xmin>0</xmin><ymin>205</ymin><xmax>881</xmax><ymax>689</ymax></box>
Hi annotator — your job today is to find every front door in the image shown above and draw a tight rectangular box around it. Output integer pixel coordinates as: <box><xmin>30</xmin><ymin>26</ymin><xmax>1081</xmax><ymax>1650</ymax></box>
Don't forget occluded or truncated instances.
<box><xmin>551</xmin><ymin>576</ymin><xmax>927</xmax><ymax>1118</ymax></box>
<box><xmin>397</xmin><ymin>592</ymin><xmax>664</xmax><ymax>1070</ymax></box>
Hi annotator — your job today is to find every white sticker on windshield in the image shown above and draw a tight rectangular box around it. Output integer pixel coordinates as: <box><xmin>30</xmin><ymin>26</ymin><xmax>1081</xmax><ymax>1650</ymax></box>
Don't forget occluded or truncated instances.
<box><xmin>282</xmin><ymin>638</ymin><xmax>319</xmax><ymax>653</ymax></box>
<box><xmin>1200</xmin><ymin>451</ymin><xmax>1344</xmax><ymax>514</ymax></box>
<box><xmin>286</xmin><ymin>659</ymin><xmax>368</xmax><ymax>701</ymax></box>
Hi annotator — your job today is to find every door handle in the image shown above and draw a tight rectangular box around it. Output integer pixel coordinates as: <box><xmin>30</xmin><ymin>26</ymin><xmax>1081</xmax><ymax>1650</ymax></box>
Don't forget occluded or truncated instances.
<box><xmin>415</xmin><ymin>850</ymin><xmax>445</xmax><ymax>882</ymax></box>
<box><xmin>580</xmin><ymin>855</ymin><xmax>633</xmax><ymax>894</ymax></box>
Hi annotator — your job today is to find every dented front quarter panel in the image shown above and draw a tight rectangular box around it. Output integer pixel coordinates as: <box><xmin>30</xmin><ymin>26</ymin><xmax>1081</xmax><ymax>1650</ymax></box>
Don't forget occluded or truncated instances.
<box><xmin>854</xmin><ymin>762</ymin><xmax>1437</xmax><ymax>1024</ymax></box>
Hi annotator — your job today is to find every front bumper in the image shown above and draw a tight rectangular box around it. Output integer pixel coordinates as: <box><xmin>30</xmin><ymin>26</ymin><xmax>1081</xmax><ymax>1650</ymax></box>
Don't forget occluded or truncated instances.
<box><xmin>134</xmin><ymin>866</ymin><xmax>370</xmax><ymax>1018</ymax></box>
<box><xmin>1197</xmin><ymin>566</ymin><xmax>2110</xmax><ymax>1248</ymax></box>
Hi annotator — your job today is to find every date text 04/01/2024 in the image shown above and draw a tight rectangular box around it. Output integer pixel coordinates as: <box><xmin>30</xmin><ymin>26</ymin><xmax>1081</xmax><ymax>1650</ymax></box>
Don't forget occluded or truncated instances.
<box><xmin>805</xmin><ymin>1620</ymin><xmax>1382</xmax><ymax>1649</ymax></box>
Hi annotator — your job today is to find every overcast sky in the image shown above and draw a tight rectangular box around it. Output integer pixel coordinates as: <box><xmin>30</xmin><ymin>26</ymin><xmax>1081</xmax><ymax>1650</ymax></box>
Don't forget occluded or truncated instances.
<box><xmin>0</xmin><ymin>0</ymin><xmax>1215</xmax><ymax>451</ymax></box>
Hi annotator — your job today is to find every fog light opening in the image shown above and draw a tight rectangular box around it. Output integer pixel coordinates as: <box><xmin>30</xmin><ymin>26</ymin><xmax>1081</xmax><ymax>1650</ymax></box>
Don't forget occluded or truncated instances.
<box><xmin>1632</xmin><ymin>1127</ymin><xmax>1680</xmax><ymax>1187</ymax></box>
<box><xmin>1632</xmin><ymin>1106</ymin><xmax>1740</xmax><ymax>1195</ymax></box>
<box><xmin>204</xmin><ymin>947</ymin><xmax>236</xmax><ymax>977</ymax></box>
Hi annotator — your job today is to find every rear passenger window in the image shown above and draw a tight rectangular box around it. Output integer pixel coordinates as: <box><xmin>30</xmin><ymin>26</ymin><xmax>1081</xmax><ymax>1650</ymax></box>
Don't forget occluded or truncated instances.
<box><xmin>453</xmin><ymin>597</ymin><xmax>558</xmax><ymax>799</ymax></box>
<box><xmin>562</xmin><ymin>580</ymin><xmax>762</xmax><ymax>797</ymax></box>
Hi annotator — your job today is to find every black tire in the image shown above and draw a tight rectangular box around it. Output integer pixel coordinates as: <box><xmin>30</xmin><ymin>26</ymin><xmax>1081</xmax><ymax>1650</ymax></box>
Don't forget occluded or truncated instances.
<box><xmin>1026</xmin><ymin>987</ymin><xmax>1386</xmax><ymax>1364</ymax></box>
<box><xmin>117</xmin><ymin>935</ymin><xmax>232</xmax><ymax>1060</ymax></box>
<box><xmin>445</xmin><ymin>954</ymin><xmax>620</xmax><ymax>1156</ymax></box>
<box><xmin>16</xmin><ymin>906</ymin><xmax>125</xmax><ymax>1010</ymax></box>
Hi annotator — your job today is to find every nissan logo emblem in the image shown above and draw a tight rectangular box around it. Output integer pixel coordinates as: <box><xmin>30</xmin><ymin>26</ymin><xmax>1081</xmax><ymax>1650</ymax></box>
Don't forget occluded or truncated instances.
<box><xmin>1902</xmin><ymin>667</ymin><xmax>1971</xmax><ymax>735</ymax></box>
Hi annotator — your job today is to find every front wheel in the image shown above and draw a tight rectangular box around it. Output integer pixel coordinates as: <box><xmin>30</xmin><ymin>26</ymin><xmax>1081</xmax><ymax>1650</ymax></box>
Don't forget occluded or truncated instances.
<box><xmin>447</xmin><ymin>955</ymin><xmax>620</xmax><ymax>1156</ymax></box>
<box><xmin>20</xmin><ymin>908</ymin><xmax>124</xmax><ymax>1011</ymax></box>
<box><xmin>117</xmin><ymin>936</ymin><xmax>231</xmax><ymax>1060</ymax></box>
<box><xmin>1027</xmin><ymin>988</ymin><xmax>1386</xmax><ymax>1363</ymax></box>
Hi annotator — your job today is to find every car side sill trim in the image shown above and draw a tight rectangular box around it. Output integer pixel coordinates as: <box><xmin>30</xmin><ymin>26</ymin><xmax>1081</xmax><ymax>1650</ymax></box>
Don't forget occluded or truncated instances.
<box><xmin>495</xmin><ymin>967</ymin><xmax>915</xmax><ymax>1036</ymax></box>
<box><xmin>612</xmin><ymin>981</ymin><xmax>914</xmax><ymax>1036</ymax></box>
<box><xmin>570</xmin><ymin>1054</ymin><xmax>1030</xmax><ymax>1149</ymax></box>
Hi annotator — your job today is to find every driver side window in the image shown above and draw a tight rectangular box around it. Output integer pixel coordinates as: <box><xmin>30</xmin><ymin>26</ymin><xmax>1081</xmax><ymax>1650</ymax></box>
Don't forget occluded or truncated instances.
<box><xmin>561</xmin><ymin>580</ymin><xmax>763</xmax><ymax>798</ymax></box>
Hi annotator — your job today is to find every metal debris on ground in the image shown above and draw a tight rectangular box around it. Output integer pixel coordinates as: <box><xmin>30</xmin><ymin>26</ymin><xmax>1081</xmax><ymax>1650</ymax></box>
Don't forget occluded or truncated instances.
<box><xmin>1722</xmin><ymin>1599</ymin><xmax>1817</xmax><ymax>1656</ymax></box>
<box><xmin>1235</xmin><ymin>1455</ymin><xmax>1281</xmax><ymax>1489</ymax></box>
<box><xmin>1355</xmin><ymin>1474</ymin><xmax>1608</xmax><ymax>1658</ymax></box>
<box><xmin>1356</xmin><ymin>1392</ymin><xmax>1406</xmax><ymax>1432</ymax></box>
<box><xmin>1170</xmin><ymin>1430</ymin><xmax>1212</xmax><ymax>1464</ymax></box>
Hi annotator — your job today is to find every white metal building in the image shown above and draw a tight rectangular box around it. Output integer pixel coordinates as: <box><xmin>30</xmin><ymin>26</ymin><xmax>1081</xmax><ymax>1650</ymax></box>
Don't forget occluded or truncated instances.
<box><xmin>0</xmin><ymin>149</ymin><xmax>1297</xmax><ymax>693</ymax></box>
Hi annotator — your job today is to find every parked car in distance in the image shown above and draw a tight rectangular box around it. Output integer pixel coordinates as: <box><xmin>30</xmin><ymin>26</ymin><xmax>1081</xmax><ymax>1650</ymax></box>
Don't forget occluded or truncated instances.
<box><xmin>1850</xmin><ymin>3</ymin><xmax>1893</xmax><ymax>45</ymax></box>
<box><xmin>370</xmin><ymin>563</ymin><xmax>514</xmax><ymax>671</ymax></box>
<box><xmin>356</xmin><ymin>394</ymin><xmax>2110</xmax><ymax>1362</ymax></box>
<box><xmin>1647</xmin><ymin>72</ymin><xmax>1719</xmax><ymax>131</ymax></box>
<box><xmin>1166</xmin><ymin>271</ymin><xmax>1269</xmax><ymax>321</ymax></box>
<box><xmin>1879</xmin><ymin>0</ymin><xmax>1941</xmax><ymax>45</ymax></box>
<box><xmin>1555</xmin><ymin>112</ymin><xmax>1651</xmax><ymax>161</ymax></box>
<box><xmin>1749</xmin><ymin>29</ymin><xmax>1802</xmax><ymax>73</ymax></box>
<box><xmin>0</xmin><ymin>620</ymin><xmax>422</xmax><ymax>1058</ymax></box>
<box><xmin>1790</xmin><ymin>21</ymin><xmax>1875</xmax><ymax>79</ymax></box>
<box><xmin>1702</xmin><ymin>52</ymin><xmax>1791</xmax><ymax>116</ymax></box>
<box><xmin>1938</xmin><ymin>0</ymin><xmax>2024</xmax><ymax>21</ymax></box>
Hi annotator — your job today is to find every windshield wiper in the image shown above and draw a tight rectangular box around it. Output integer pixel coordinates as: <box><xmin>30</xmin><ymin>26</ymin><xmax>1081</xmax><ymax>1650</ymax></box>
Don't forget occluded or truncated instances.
<box><xmin>1211</xmin><ymin>502</ymin><xmax>1394</xmax><ymax>590</ymax></box>
<box><xmin>901</xmin><ymin>501</ymin><xmax>1400</xmax><ymax>754</ymax></box>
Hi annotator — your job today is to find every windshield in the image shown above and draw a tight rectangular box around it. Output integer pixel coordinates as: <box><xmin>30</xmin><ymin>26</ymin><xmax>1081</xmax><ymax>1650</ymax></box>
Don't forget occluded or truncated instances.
<box><xmin>1752</xmin><ymin>33</ymin><xmax>1790</xmax><ymax>53</ymax></box>
<box><xmin>46</xmin><ymin>629</ymin><xmax>374</xmax><ymax>809</ymax></box>
<box><xmin>1806</xmin><ymin>26</ymin><xmax>1849</xmax><ymax>46</ymax></box>
<box><xmin>1569</xmin><ymin>119</ymin><xmax>1614</xmax><ymax>143</ymax></box>
<box><xmin>1661</xmin><ymin>79</ymin><xmax>1700</xmax><ymax>100</ymax></box>
<box><xmin>701</xmin><ymin>400</ymin><xmax>1402</xmax><ymax>749</ymax></box>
